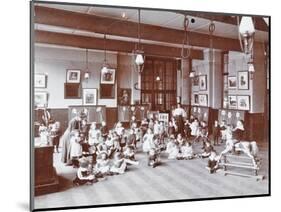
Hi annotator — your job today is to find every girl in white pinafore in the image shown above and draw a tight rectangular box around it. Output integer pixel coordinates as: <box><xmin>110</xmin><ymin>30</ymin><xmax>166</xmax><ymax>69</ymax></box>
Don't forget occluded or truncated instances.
<box><xmin>69</xmin><ymin>130</ymin><xmax>83</xmax><ymax>167</ymax></box>
<box><xmin>142</xmin><ymin>128</ymin><xmax>155</xmax><ymax>153</ymax></box>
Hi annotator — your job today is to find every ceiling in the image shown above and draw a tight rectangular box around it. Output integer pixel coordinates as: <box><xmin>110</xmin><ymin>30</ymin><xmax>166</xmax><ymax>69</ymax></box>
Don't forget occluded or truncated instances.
<box><xmin>34</xmin><ymin>2</ymin><xmax>269</xmax><ymax>52</ymax></box>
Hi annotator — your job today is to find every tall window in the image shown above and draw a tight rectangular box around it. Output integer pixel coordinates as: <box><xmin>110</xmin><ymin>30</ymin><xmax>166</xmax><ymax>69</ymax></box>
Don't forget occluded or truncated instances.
<box><xmin>141</xmin><ymin>57</ymin><xmax>177</xmax><ymax>111</ymax></box>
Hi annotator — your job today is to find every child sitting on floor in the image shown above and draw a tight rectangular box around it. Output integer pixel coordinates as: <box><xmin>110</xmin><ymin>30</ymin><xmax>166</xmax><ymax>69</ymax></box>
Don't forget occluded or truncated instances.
<box><xmin>200</xmin><ymin>140</ymin><xmax>214</xmax><ymax>159</ymax></box>
<box><xmin>142</xmin><ymin>128</ymin><xmax>155</xmax><ymax>153</ymax></box>
<box><xmin>179</xmin><ymin>141</ymin><xmax>196</xmax><ymax>160</ymax></box>
<box><xmin>168</xmin><ymin>120</ymin><xmax>176</xmax><ymax>138</ymax></box>
<box><xmin>206</xmin><ymin>150</ymin><xmax>220</xmax><ymax>174</ymax></box>
<box><xmin>166</xmin><ymin>139</ymin><xmax>180</xmax><ymax>160</ymax></box>
<box><xmin>140</xmin><ymin>118</ymin><xmax>149</xmax><ymax>138</ymax></box>
<box><xmin>73</xmin><ymin>158</ymin><xmax>97</xmax><ymax>186</ymax></box>
<box><xmin>176</xmin><ymin>133</ymin><xmax>185</xmax><ymax>147</ymax></box>
<box><xmin>127</xmin><ymin>128</ymin><xmax>137</xmax><ymax>149</ymax></box>
<box><xmin>147</xmin><ymin>148</ymin><xmax>161</xmax><ymax>168</ymax></box>
<box><xmin>115</xmin><ymin>122</ymin><xmax>125</xmax><ymax>137</ymax></box>
<box><xmin>94</xmin><ymin>151</ymin><xmax>111</xmax><ymax>177</ymax></box>
<box><xmin>110</xmin><ymin>152</ymin><xmax>139</xmax><ymax>174</ymax></box>
<box><xmin>123</xmin><ymin>145</ymin><xmax>136</xmax><ymax>161</ymax></box>
<box><xmin>148</xmin><ymin>118</ymin><xmax>154</xmax><ymax>130</ymax></box>
<box><xmin>100</xmin><ymin>121</ymin><xmax>109</xmax><ymax>139</ymax></box>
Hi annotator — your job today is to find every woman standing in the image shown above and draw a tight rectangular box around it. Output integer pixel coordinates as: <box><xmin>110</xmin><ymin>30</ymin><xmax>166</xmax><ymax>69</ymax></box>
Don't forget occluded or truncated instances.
<box><xmin>172</xmin><ymin>103</ymin><xmax>187</xmax><ymax>136</ymax></box>
<box><xmin>60</xmin><ymin>115</ymin><xmax>81</xmax><ymax>165</ymax></box>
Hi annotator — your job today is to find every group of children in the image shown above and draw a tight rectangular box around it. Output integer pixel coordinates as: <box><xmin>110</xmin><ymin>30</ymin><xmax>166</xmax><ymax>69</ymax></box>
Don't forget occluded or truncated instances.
<box><xmin>54</xmin><ymin>111</ymin><xmax>246</xmax><ymax>186</ymax></box>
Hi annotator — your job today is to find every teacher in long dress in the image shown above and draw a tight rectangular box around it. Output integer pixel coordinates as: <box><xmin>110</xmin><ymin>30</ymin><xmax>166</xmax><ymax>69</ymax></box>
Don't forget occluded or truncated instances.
<box><xmin>61</xmin><ymin>115</ymin><xmax>81</xmax><ymax>165</ymax></box>
<box><xmin>172</xmin><ymin>103</ymin><xmax>187</xmax><ymax>136</ymax></box>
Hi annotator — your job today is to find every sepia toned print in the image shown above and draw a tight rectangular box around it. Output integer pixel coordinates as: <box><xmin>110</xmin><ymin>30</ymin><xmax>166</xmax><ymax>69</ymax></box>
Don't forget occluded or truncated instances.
<box><xmin>31</xmin><ymin>1</ymin><xmax>270</xmax><ymax>211</ymax></box>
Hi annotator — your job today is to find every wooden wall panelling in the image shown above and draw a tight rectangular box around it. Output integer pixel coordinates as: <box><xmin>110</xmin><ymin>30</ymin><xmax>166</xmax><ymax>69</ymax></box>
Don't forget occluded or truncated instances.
<box><xmin>105</xmin><ymin>107</ymin><xmax>118</xmax><ymax>129</ymax></box>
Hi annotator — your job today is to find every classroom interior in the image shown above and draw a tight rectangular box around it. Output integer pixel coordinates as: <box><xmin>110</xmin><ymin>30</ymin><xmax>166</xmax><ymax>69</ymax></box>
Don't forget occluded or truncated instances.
<box><xmin>32</xmin><ymin>2</ymin><xmax>270</xmax><ymax>210</ymax></box>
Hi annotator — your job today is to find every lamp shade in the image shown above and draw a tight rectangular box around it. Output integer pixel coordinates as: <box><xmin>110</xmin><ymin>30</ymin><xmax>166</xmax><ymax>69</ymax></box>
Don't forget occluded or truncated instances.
<box><xmin>135</xmin><ymin>54</ymin><xmax>144</xmax><ymax>66</ymax></box>
<box><xmin>84</xmin><ymin>72</ymin><xmax>90</xmax><ymax>79</ymax></box>
<box><xmin>189</xmin><ymin>71</ymin><xmax>195</xmax><ymax>78</ymax></box>
<box><xmin>156</xmin><ymin>76</ymin><xmax>160</xmax><ymax>81</ymax></box>
<box><xmin>101</xmin><ymin>65</ymin><xmax>108</xmax><ymax>73</ymax></box>
<box><xmin>239</xmin><ymin>16</ymin><xmax>255</xmax><ymax>35</ymax></box>
<box><xmin>248</xmin><ymin>63</ymin><xmax>255</xmax><ymax>73</ymax></box>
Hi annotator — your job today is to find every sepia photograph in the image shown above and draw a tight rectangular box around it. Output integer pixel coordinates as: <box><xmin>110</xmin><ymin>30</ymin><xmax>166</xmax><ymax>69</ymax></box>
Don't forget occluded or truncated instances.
<box><xmin>227</xmin><ymin>76</ymin><xmax>237</xmax><ymax>89</ymax></box>
<box><xmin>82</xmin><ymin>88</ymin><xmax>97</xmax><ymax>106</ymax></box>
<box><xmin>30</xmin><ymin>1</ymin><xmax>270</xmax><ymax>211</ymax></box>
<box><xmin>66</xmin><ymin>69</ymin><xmax>81</xmax><ymax>83</ymax></box>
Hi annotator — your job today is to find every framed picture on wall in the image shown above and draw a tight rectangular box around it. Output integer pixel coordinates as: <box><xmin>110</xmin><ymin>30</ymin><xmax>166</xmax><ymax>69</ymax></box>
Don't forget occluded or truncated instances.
<box><xmin>199</xmin><ymin>75</ymin><xmax>207</xmax><ymax>91</ymax></box>
<box><xmin>198</xmin><ymin>94</ymin><xmax>208</xmax><ymax>106</ymax></box>
<box><xmin>238</xmin><ymin>71</ymin><xmax>249</xmax><ymax>90</ymax></box>
<box><xmin>228</xmin><ymin>95</ymin><xmax>237</xmax><ymax>109</ymax></box>
<box><xmin>34</xmin><ymin>91</ymin><xmax>48</xmax><ymax>108</ymax></box>
<box><xmin>227</xmin><ymin>76</ymin><xmax>237</xmax><ymax>89</ymax></box>
<box><xmin>237</xmin><ymin>95</ymin><xmax>250</xmax><ymax>110</ymax></box>
<box><xmin>193</xmin><ymin>93</ymin><xmax>199</xmax><ymax>105</ymax></box>
<box><xmin>193</xmin><ymin>75</ymin><xmax>199</xmax><ymax>87</ymax></box>
<box><xmin>83</xmin><ymin>88</ymin><xmax>97</xmax><ymax>105</ymax></box>
<box><xmin>34</xmin><ymin>74</ymin><xmax>47</xmax><ymax>88</ymax></box>
<box><xmin>101</xmin><ymin>68</ymin><xmax>116</xmax><ymax>84</ymax></box>
<box><xmin>118</xmin><ymin>88</ymin><xmax>131</xmax><ymax>105</ymax></box>
<box><xmin>66</xmin><ymin>69</ymin><xmax>81</xmax><ymax>83</ymax></box>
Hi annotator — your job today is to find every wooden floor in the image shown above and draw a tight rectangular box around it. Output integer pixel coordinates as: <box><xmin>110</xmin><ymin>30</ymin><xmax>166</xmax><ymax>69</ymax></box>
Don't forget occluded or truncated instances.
<box><xmin>34</xmin><ymin>141</ymin><xmax>269</xmax><ymax>210</ymax></box>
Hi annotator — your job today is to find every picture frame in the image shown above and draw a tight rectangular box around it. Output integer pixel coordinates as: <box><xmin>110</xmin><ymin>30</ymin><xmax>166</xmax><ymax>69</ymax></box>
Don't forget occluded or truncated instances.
<box><xmin>228</xmin><ymin>95</ymin><xmax>238</xmax><ymax>109</ymax></box>
<box><xmin>199</xmin><ymin>75</ymin><xmax>207</xmax><ymax>91</ymax></box>
<box><xmin>82</xmin><ymin>88</ymin><xmax>97</xmax><ymax>105</ymax></box>
<box><xmin>227</xmin><ymin>76</ymin><xmax>237</xmax><ymax>89</ymax></box>
<box><xmin>193</xmin><ymin>93</ymin><xmax>199</xmax><ymax>105</ymax></box>
<box><xmin>118</xmin><ymin>88</ymin><xmax>131</xmax><ymax>105</ymax></box>
<box><xmin>34</xmin><ymin>73</ymin><xmax>47</xmax><ymax>88</ymax></box>
<box><xmin>34</xmin><ymin>91</ymin><xmax>48</xmax><ymax>108</ymax></box>
<box><xmin>238</xmin><ymin>71</ymin><xmax>249</xmax><ymax>90</ymax></box>
<box><xmin>198</xmin><ymin>94</ymin><xmax>208</xmax><ymax>106</ymax></box>
<box><xmin>66</xmin><ymin>69</ymin><xmax>81</xmax><ymax>83</ymax></box>
<box><xmin>192</xmin><ymin>75</ymin><xmax>199</xmax><ymax>87</ymax></box>
<box><xmin>237</xmin><ymin>95</ymin><xmax>250</xmax><ymax>110</ymax></box>
<box><xmin>100</xmin><ymin>68</ymin><xmax>116</xmax><ymax>84</ymax></box>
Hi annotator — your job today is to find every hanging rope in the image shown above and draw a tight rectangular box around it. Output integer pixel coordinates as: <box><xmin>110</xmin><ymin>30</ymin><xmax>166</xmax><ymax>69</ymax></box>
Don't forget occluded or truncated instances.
<box><xmin>103</xmin><ymin>34</ymin><xmax>107</xmax><ymax>63</ymax></box>
<box><xmin>181</xmin><ymin>14</ymin><xmax>190</xmax><ymax>59</ymax></box>
<box><xmin>209</xmin><ymin>21</ymin><xmax>215</xmax><ymax>62</ymax></box>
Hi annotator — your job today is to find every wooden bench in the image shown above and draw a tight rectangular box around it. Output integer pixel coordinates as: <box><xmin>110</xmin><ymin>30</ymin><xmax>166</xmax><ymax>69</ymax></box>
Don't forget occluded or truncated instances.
<box><xmin>219</xmin><ymin>154</ymin><xmax>264</xmax><ymax>181</ymax></box>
